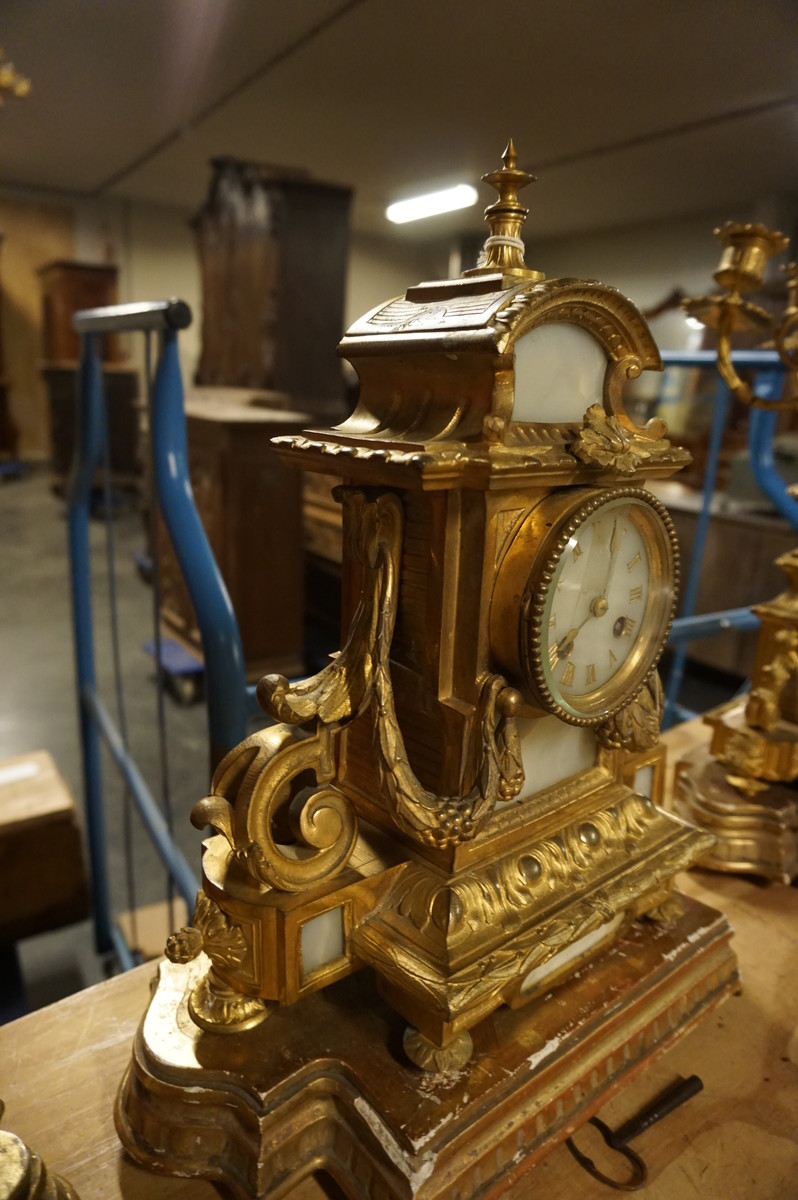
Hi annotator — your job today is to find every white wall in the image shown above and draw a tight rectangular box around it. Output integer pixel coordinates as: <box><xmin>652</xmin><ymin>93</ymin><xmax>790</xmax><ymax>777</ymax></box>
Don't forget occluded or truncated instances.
<box><xmin>73</xmin><ymin>196</ymin><xmax>201</xmax><ymax>384</ymax></box>
<box><xmin>344</xmin><ymin>233</ymin><xmax>445</xmax><ymax>328</ymax></box>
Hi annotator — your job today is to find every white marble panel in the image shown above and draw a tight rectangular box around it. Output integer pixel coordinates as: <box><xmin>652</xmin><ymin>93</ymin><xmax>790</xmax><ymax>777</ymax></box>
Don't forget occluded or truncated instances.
<box><xmin>512</xmin><ymin>324</ymin><xmax>607</xmax><ymax>423</ymax></box>
<box><xmin>633</xmin><ymin>764</ymin><xmax>655</xmax><ymax>800</ymax></box>
<box><xmin>520</xmin><ymin>912</ymin><xmax>624</xmax><ymax>997</ymax></box>
<box><xmin>503</xmin><ymin>715</ymin><xmax>596</xmax><ymax>807</ymax></box>
<box><xmin>300</xmin><ymin>907</ymin><xmax>345</xmax><ymax>978</ymax></box>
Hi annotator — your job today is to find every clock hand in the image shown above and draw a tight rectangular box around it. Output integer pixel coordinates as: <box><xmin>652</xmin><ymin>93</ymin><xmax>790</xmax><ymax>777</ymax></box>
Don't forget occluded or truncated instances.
<box><xmin>600</xmin><ymin>519</ymin><xmax>623</xmax><ymax>593</ymax></box>
<box><xmin>556</xmin><ymin>596</ymin><xmax>607</xmax><ymax>658</ymax></box>
<box><xmin>564</xmin><ymin>518</ymin><xmax>613</xmax><ymax>632</ymax></box>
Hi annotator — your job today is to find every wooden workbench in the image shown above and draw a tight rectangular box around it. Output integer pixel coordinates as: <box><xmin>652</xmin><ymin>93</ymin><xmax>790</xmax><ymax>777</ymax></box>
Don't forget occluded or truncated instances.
<box><xmin>2</xmin><ymin>726</ymin><xmax>797</xmax><ymax>1199</ymax></box>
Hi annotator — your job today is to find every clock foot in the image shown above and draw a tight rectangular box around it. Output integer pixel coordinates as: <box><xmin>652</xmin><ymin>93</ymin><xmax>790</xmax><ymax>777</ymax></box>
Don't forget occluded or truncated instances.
<box><xmin>403</xmin><ymin>1025</ymin><xmax>473</xmax><ymax>1073</ymax></box>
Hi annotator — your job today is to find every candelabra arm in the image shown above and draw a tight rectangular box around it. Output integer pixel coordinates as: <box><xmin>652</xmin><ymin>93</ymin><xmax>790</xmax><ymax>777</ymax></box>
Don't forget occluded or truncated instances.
<box><xmin>687</xmin><ymin>224</ymin><xmax>797</xmax><ymax>410</ymax></box>
<box><xmin>775</xmin><ymin>312</ymin><xmax>798</xmax><ymax>377</ymax></box>
<box><xmin>715</xmin><ymin>308</ymin><xmax>756</xmax><ymax>406</ymax></box>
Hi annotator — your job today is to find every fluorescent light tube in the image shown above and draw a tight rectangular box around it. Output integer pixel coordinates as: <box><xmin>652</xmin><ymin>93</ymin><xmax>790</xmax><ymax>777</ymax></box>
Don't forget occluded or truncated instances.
<box><xmin>386</xmin><ymin>184</ymin><xmax>479</xmax><ymax>225</ymax></box>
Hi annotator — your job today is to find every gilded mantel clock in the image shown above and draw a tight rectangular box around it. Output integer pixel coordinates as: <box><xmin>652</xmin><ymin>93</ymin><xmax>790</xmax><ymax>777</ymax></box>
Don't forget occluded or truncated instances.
<box><xmin>117</xmin><ymin>144</ymin><xmax>738</xmax><ymax>1200</ymax></box>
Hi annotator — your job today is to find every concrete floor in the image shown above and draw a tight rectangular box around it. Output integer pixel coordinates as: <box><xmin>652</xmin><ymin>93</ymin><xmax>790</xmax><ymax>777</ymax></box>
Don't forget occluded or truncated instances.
<box><xmin>1</xmin><ymin>470</ymin><xmax>217</xmax><ymax>1012</ymax></box>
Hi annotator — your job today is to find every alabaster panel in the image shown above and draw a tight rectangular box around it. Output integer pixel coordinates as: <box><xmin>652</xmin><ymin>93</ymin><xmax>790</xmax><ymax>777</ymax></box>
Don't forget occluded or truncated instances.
<box><xmin>512</xmin><ymin>323</ymin><xmax>607</xmax><ymax>423</ymax></box>
<box><xmin>510</xmin><ymin>714</ymin><xmax>597</xmax><ymax>805</ymax></box>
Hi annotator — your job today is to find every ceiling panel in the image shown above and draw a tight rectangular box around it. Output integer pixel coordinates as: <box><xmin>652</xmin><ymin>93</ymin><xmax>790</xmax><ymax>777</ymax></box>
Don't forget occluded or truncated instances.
<box><xmin>1</xmin><ymin>0</ymin><xmax>797</xmax><ymax>241</ymax></box>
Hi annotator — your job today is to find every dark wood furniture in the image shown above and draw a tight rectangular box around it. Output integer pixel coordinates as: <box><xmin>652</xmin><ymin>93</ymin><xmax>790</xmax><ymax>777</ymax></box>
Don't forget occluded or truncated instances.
<box><xmin>38</xmin><ymin>260</ymin><xmax>123</xmax><ymax>363</ymax></box>
<box><xmin>159</xmin><ymin>389</ymin><xmax>309</xmax><ymax>681</ymax></box>
<box><xmin>41</xmin><ymin>362</ymin><xmax>139</xmax><ymax>479</ymax></box>
<box><xmin>655</xmin><ymin>482</ymin><xmax>798</xmax><ymax>678</ymax></box>
<box><xmin>38</xmin><ymin>260</ymin><xmax>139</xmax><ymax>481</ymax></box>
<box><xmin>0</xmin><ymin>233</ymin><xmax>19</xmax><ymax>459</ymax></box>
<box><xmin>192</xmin><ymin>158</ymin><xmax>352</xmax><ymax>420</ymax></box>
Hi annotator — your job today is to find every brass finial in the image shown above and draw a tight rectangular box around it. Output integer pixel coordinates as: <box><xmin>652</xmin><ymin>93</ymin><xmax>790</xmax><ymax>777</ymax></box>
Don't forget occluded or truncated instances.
<box><xmin>463</xmin><ymin>139</ymin><xmax>544</xmax><ymax>282</ymax></box>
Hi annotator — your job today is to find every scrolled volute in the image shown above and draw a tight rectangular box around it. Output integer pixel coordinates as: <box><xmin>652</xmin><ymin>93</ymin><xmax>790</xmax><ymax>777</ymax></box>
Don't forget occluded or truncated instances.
<box><xmin>192</xmin><ymin>486</ymin><xmax>524</xmax><ymax>884</ymax></box>
<box><xmin>192</xmin><ymin>722</ymin><xmax>358</xmax><ymax>894</ymax></box>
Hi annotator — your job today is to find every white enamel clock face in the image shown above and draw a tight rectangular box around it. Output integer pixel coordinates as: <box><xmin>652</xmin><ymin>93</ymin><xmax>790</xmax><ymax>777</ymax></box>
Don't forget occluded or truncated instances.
<box><xmin>525</xmin><ymin>491</ymin><xmax>677</xmax><ymax>724</ymax></box>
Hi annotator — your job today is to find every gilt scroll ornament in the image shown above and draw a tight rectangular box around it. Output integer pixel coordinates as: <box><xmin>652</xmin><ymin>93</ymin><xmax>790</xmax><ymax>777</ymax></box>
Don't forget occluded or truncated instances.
<box><xmin>192</xmin><ymin>489</ymin><xmax>524</xmax><ymax>889</ymax></box>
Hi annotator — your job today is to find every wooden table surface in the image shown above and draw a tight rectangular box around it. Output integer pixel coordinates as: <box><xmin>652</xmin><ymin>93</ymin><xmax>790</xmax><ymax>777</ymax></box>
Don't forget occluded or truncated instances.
<box><xmin>2</xmin><ymin>724</ymin><xmax>797</xmax><ymax>1199</ymax></box>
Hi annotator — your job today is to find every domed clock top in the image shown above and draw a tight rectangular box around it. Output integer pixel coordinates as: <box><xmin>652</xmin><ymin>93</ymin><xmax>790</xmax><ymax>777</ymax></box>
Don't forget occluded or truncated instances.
<box><xmin>277</xmin><ymin>141</ymin><xmax>685</xmax><ymax>487</ymax></box>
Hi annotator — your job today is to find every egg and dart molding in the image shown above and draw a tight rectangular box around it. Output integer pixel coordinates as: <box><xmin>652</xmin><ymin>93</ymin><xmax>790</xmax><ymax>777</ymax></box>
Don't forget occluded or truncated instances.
<box><xmin>106</xmin><ymin>143</ymin><xmax>765</xmax><ymax>1199</ymax></box>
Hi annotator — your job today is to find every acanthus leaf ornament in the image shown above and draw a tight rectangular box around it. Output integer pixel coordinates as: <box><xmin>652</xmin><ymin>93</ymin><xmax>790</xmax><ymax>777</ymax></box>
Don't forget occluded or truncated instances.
<box><xmin>166</xmin><ymin>892</ymin><xmax>247</xmax><ymax>970</ymax></box>
<box><xmin>597</xmin><ymin>672</ymin><xmax>664</xmax><ymax>752</ymax></box>
<box><xmin>571</xmin><ymin>404</ymin><xmax>682</xmax><ymax>475</ymax></box>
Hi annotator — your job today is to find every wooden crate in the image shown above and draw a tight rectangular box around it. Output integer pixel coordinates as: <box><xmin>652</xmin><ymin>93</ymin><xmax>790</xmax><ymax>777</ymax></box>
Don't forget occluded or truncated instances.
<box><xmin>0</xmin><ymin>751</ymin><xmax>88</xmax><ymax>942</ymax></box>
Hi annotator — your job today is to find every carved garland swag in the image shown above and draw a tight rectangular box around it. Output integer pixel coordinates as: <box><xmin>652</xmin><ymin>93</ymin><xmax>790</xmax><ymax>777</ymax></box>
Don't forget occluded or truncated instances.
<box><xmin>192</xmin><ymin>488</ymin><xmax>525</xmax><ymax>894</ymax></box>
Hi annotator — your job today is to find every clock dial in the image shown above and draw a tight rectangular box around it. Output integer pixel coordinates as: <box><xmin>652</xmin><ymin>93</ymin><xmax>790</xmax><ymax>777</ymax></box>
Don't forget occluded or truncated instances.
<box><xmin>517</xmin><ymin>489</ymin><xmax>678</xmax><ymax>725</ymax></box>
<box><xmin>543</xmin><ymin>502</ymin><xmax>650</xmax><ymax>702</ymax></box>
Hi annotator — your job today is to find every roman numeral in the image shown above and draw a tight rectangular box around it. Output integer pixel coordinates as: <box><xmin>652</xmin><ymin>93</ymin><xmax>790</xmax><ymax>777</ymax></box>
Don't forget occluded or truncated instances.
<box><xmin>623</xmin><ymin>617</ymin><xmax>637</xmax><ymax>637</ymax></box>
<box><xmin>572</xmin><ymin>541</ymin><xmax>583</xmax><ymax>561</ymax></box>
<box><xmin>549</xmin><ymin>642</ymin><xmax>559</xmax><ymax>671</ymax></box>
<box><xmin>630</xmin><ymin>585</ymin><xmax>643</xmax><ymax>602</ymax></box>
<box><xmin>609</xmin><ymin>649</ymin><xmax>618</xmax><ymax>667</ymax></box>
<box><xmin>627</xmin><ymin>552</ymin><xmax>641</xmax><ymax>572</ymax></box>
<box><xmin>585</xmin><ymin>663</ymin><xmax>596</xmax><ymax>686</ymax></box>
<box><xmin>561</xmin><ymin>662</ymin><xmax>575</xmax><ymax>687</ymax></box>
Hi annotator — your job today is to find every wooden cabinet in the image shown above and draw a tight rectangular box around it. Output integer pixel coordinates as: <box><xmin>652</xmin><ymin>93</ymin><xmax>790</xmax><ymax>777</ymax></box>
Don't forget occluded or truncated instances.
<box><xmin>0</xmin><ymin>233</ymin><xmax>17</xmax><ymax>458</ymax></box>
<box><xmin>192</xmin><ymin>158</ymin><xmax>352</xmax><ymax>419</ymax></box>
<box><xmin>159</xmin><ymin>390</ymin><xmax>309</xmax><ymax>681</ymax></box>
<box><xmin>666</xmin><ymin>495</ymin><xmax>797</xmax><ymax>677</ymax></box>
<box><xmin>38</xmin><ymin>260</ymin><xmax>123</xmax><ymax>363</ymax></box>
<box><xmin>42</xmin><ymin>362</ymin><xmax>139</xmax><ymax>479</ymax></box>
<box><xmin>38</xmin><ymin>260</ymin><xmax>138</xmax><ymax>480</ymax></box>
<box><xmin>0</xmin><ymin>751</ymin><xmax>88</xmax><ymax>942</ymax></box>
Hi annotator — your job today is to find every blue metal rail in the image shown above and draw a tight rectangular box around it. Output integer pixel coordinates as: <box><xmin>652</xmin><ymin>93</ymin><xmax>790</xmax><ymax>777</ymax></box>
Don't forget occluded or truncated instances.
<box><xmin>68</xmin><ymin>300</ymin><xmax>255</xmax><ymax>960</ymax></box>
<box><xmin>660</xmin><ymin>348</ymin><xmax>791</xmax><ymax>726</ymax></box>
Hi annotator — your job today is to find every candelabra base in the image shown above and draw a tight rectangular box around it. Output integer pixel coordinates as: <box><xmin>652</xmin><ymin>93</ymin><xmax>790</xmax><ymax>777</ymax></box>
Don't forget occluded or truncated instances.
<box><xmin>675</xmin><ymin>750</ymin><xmax>798</xmax><ymax>884</ymax></box>
<box><xmin>116</xmin><ymin>895</ymin><xmax>737</xmax><ymax>1200</ymax></box>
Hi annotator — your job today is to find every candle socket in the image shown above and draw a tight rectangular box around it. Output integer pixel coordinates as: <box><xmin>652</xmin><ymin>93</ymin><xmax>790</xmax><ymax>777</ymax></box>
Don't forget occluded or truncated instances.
<box><xmin>713</xmin><ymin>221</ymin><xmax>789</xmax><ymax>295</ymax></box>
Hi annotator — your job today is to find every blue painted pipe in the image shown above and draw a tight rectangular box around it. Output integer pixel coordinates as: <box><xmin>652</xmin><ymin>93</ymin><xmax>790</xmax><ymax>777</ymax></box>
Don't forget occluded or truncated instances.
<box><xmin>668</xmin><ymin>607</ymin><xmax>761</xmax><ymax>643</ymax></box>
<box><xmin>150</xmin><ymin>331</ymin><xmax>249</xmax><ymax>758</ymax></box>
<box><xmin>66</xmin><ymin>337</ymin><xmax>114</xmax><ymax>955</ymax></box>
<box><xmin>82</xmin><ymin>688</ymin><xmax>199</xmax><ymax>909</ymax></box>
<box><xmin>663</xmin><ymin>373</ymin><xmax>730</xmax><ymax>727</ymax></box>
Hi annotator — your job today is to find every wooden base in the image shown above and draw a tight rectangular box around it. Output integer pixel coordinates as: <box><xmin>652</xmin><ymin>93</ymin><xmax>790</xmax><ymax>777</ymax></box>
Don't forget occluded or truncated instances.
<box><xmin>116</xmin><ymin>894</ymin><xmax>737</xmax><ymax>1200</ymax></box>
<box><xmin>675</xmin><ymin>750</ymin><xmax>798</xmax><ymax>883</ymax></box>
